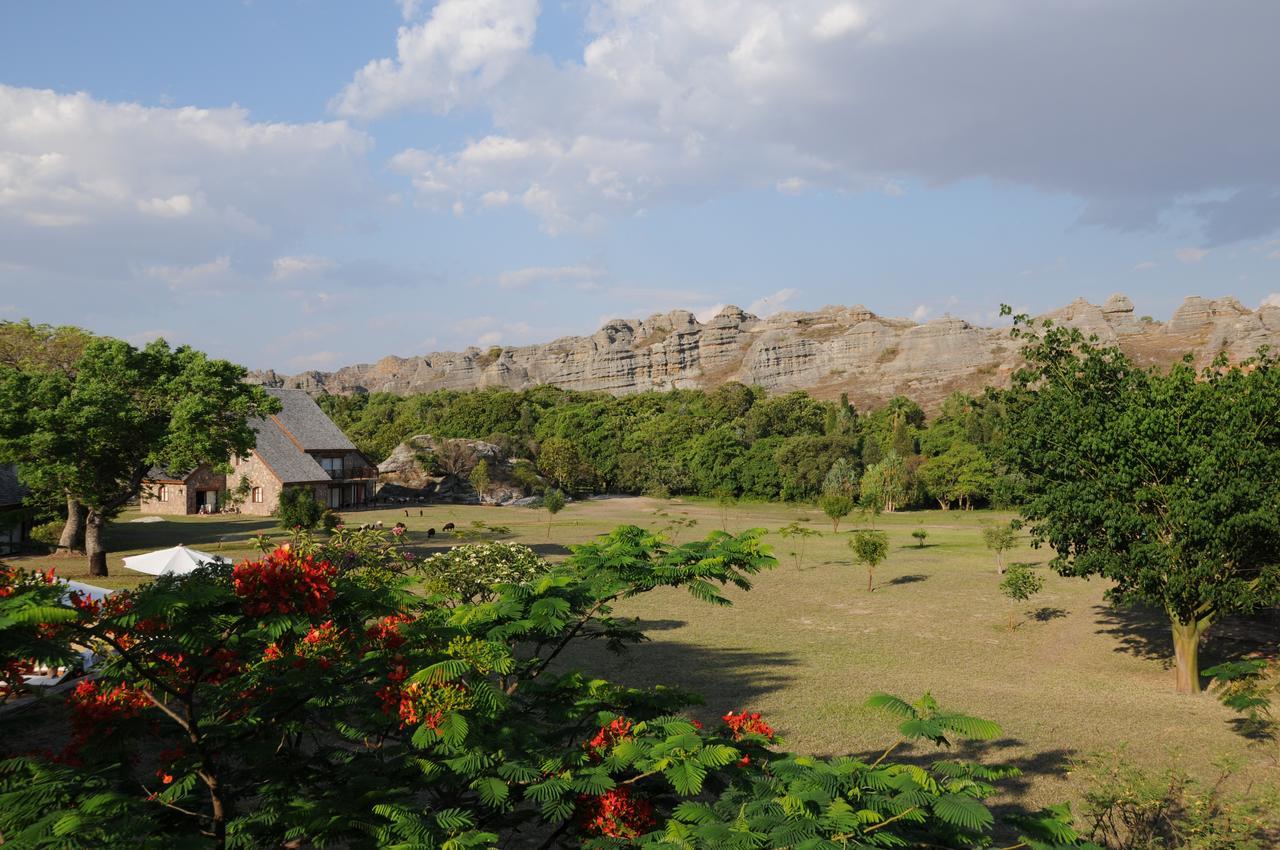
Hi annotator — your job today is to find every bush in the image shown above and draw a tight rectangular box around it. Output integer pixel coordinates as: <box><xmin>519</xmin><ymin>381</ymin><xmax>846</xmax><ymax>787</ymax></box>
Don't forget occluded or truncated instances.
<box><xmin>417</xmin><ymin>541</ymin><xmax>548</xmax><ymax>601</ymax></box>
<box><xmin>1073</xmin><ymin>749</ymin><xmax>1280</xmax><ymax>849</ymax></box>
<box><xmin>29</xmin><ymin>520</ymin><xmax>63</xmax><ymax>547</ymax></box>
<box><xmin>273</xmin><ymin>487</ymin><xmax>326</xmax><ymax>530</ymax></box>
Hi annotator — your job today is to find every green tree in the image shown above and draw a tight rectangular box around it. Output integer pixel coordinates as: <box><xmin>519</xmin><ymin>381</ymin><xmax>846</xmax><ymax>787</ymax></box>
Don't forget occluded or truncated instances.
<box><xmin>860</xmin><ymin>451</ymin><xmax>909</xmax><ymax>513</ymax></box>
<box><xmin>918</xmin><ymin>442</ymin><xmax>994</xmax><ymax>510</ymax></box>
<box><xmin>912</xmin><ymin>528</ymin><xmax>929</xmax><ymax>548</ymax></box>
<box><xmin>0</xmin><ymin>320</ymin><xmax>93</xmax><ymax>552</ymax></box>
<box><xmin>0</xmin><ymin>337</ymin><xmax>278</xmax><ymax>575</ymax></box>
<box><xmin>275</xmin><ymin>486</ymin><xmax>326</xmax><ymax>530</ymax></box>
<box><xmin>998</xmin><ymin>311</ymin><xmax>1280</xmax><ymax>693</ymax></box>
<box><xmin>849</xmin><ymin>529</ymin><xmax>889</xmax><ymax>592</ymax></box>
<box><xmin>999</xmin><ymin>563</ymin><xmax>1044</xmax><ymax>630</ymax></box>
<box><xmin>819</xmin><ymin>492</ymin><xmax>854</xmax><ymax>533</ymax></box>
<box><xmin>778</xmin><ymin>521</ymin><xmax>820</xmax><ymax>570</ymax></box>
<box><xmin>536</xmin><ymin>436</ymin><xmax>585</xmax><ymax>493</ymax></box>
<box><xmin>468</xmin><ymin>458</ymin><xmax>491</xmax><ymax>502</ymax></box>
<box><xmin>821</xmin><ymin>457</ymin><xmax>860</xmax><ymax>500</ymax></box>
<box><xmin>543</xmin><ymin>488</ymin><xmax>566</xmax><ymax>538</ymax></box>
<box><xmin>981</xmin><ymin>523</ymin><xmax>1018</xmax><ymax>575</ymax></box>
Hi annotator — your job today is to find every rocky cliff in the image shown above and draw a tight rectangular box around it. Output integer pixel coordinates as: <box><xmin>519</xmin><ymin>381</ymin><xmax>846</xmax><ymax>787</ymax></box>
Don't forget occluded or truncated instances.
<box><xmin>251</xmin><ymin>295</ymin><xmax>1280</xmax><ymax>410</ymax></box>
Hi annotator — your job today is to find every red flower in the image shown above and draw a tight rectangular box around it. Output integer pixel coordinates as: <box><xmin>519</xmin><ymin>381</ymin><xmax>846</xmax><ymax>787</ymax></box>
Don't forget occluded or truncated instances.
<box><xmin>66</xmin><ymin>680</ymin><xmax>151</xmax><ymax>749</ymax></box>
<box><xmin>366</xmin><ymin>613</ymin><xmax>414</xmax><ymax>650</ymax></box>
<box><xmin>586</xmin><ymin>717</ymin><xmax>633</xmax><ymax>760</ymax></box>
<box><xmin>576</xmin><ymin>787</ymin><xmax>655</xmax><ymax>838</ymax></box>
<box><xmin>722</xmin><ymin>710</ymin><xmax>776</xmax><ymax>741</ymax></box>
<box><xmin>232</xmin><ymin>545</ymin><xmax>336</xmax><ymax>617</ymax></box>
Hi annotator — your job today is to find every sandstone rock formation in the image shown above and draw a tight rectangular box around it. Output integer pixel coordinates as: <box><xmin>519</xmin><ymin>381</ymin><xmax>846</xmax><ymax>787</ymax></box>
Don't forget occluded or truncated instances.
<box><xmin>252</xmin><ymin>295</ymin><xmax>1277</xmax><ymax>411</ymax></box>
<box><xmin>377</xmin><ymin>435</ymin><xmax>534</xmax><ymax>505</ymax></box>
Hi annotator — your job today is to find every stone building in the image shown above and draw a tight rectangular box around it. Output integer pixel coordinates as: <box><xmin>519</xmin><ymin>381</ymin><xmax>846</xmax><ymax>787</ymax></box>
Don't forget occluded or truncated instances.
<box><xmin>0</xmin><ymin>464</ymin><xmax>28</xmax><ymax>555</ymax></box>
<box><xmin>141</xmin><ymin>388</ymin><xmax>376</xmax><ymax>516</ymax></box>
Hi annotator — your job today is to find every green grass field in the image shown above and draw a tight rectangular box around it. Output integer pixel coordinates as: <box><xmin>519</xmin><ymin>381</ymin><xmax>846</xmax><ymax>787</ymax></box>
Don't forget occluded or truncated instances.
<box><xmin>15</xmin><ymin>497</ymin><xmax>1279</xmax><ymax>810</ymax></box>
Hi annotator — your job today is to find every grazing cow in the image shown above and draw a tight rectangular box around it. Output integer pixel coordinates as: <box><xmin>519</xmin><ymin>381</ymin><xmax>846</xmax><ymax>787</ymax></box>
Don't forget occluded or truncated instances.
<box><xmin>375</xmin><ymin>521</ymin><xmax>383</xmax><ymax>529</ymax></box>
<box><xmin>419</xmin><ymin>510</ymin><xmax>423</xmax><ymax>517</ymax></box>
<box><xmin>442</xmin><ymin>522</ymin><xmax>455</xmax><ymax>531</ymax></box>
<box><xmin>427</xmin><ymin>528</ymin><xmax>436</xmax><ymax>538</ymax></box>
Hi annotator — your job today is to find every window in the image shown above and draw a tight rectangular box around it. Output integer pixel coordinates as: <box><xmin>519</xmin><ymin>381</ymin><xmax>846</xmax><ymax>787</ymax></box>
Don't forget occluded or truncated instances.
<box><xmin>252</xmin><ymin>486</ymin><xmax>262</xmax><ymax>503</ymax></box>
<box><xmin>321</xmin><ymin>457</ymin><xmax>342</xmax><ymax>474</ymax></box>
<box><xmin>157</xmin><ymin>484</ymin><xmax>168</xmax><ymax>502</ymax></box>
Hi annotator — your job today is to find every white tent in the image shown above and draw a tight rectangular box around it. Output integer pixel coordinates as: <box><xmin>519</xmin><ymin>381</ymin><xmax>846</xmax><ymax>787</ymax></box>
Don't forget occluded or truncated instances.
<box><xmin>122</xmin><ymin>544</ymin><xmax>227</xmax><ymax>576</ymax></box>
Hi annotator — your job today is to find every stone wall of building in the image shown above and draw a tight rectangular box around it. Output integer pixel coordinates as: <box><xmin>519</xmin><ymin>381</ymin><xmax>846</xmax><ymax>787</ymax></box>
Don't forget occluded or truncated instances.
<box><xmin>140</xmin><ymin>466</ymin><xmax>226</xmax><ymax>515</ymax></box>
<box><xmin>224</xmin><ymin>454</ymin><xmax>286</xmax><ymax>517</ymax></box>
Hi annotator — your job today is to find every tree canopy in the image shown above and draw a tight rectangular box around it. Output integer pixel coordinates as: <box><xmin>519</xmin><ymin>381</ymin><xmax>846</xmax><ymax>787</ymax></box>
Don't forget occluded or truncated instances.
<box><xmin>998</xmin><ymin>311</ymin><xmax>1280</xmax><ymax>693</ymax></box>
<box><xmin>0</xmin><ymin>335</ymin><xmax>279</xmax><ymax>575</ymax></box>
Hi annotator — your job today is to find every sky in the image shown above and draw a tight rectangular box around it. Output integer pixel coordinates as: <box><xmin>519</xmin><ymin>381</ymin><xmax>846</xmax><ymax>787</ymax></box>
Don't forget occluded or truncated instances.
<box><xmin>1</xmin><ymin>0</ymin><xmax>1279</xmax><ymax>373</ymax></box>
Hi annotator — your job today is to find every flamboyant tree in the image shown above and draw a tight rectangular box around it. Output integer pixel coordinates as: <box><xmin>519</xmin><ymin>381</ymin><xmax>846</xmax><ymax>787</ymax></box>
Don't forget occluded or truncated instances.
<box><xmin>998</xmin><ymin>310</ymin><xmax>1280</xmax><ymax>693</ymax></box>
<box><xmin>0</xmin><ymin>525</ymin><xmax>1096</xmax><ymax>849</ymax></box>
<box><xmin>0</xmin><ymin>336</ymin><xmax>279</xmax><ymax>575</ymax></box>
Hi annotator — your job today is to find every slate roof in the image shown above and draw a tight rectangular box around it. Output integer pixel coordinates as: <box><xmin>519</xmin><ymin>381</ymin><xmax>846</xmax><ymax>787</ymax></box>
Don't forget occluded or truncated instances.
<box><xmin>0</xmin><ymin>464</ymin><xmax>27</xmax><ymax>508</ymax></box>
<box><xmin>249</xmin><ymin>417</ymin><xmax>329</xmax><ymax>484</ymax></box>
<box><xmin>265</xmin><ymin>388</ymin><xmax>357</xmax><ymax>452</ymax></box>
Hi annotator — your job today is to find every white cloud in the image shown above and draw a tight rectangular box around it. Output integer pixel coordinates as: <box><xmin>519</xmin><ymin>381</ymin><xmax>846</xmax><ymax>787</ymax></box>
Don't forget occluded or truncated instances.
<box><xmin>748</xmin><ymin>287</ymin><xmax>799</xmax><ymax>316</ymax></box>
<box><xmin>272</xmin><ymin>255</ymin><xmax>336</xmax><ymax>280</ymax></box>
<box><xmin>288</xmin><ymin>350</ymin><xmax>345</xmax><ymax>370</ymax></box>
<box><xmin>344</xmin><ymin>1</ymin><xmax>1280</xmax><ymax>241</ymax></box>
<box><xmin>497</xmin><ymin>264</ymin><xmax>604</xmax><ymax>289</ymax></box>
<box><xmin>1175</xmin><ymin>247</ymin><xmax>1208</xmax><ymax>264</ymax></box>
<box><xmin>142</xmin><ymin>256</ymin><xmax>232</xmax><ymax>290</ymax></box>
<box><xmin>1261</xmin><ymin>293</ymin><xmax>1280</xmax><ymax>308</ymax></box>
<box><xmin>813</xmin><ymin>3</ymin><xmax>866</xmax><ymax>40</ymax></box>
<box><xmin>911</xmin><ymin>304</ymin><xmax>929</xmax><ymax>321</ymax></box>
<box><xmin>1133</xmin><ymin>260</ymin><xmax>1158</xmax><ymax>271</ymax></box>
<box><xmin>694</xmin><ymin>303</ymin><xmax>727</xmax><ymax>323</ymax></box>
<box><xmin>477</xmin><ymin>331</ymin><xmax>504</xmax><ymax>346</ymax></box>
<box><xmin>0</xmin><ymin>85</ymin><xmax>373</xmax><ymax>283</ymax></box>
<box><xmin>331</xmin><ymin>0</ymin><xmax>539</xmax><ymax>119</ymax></box>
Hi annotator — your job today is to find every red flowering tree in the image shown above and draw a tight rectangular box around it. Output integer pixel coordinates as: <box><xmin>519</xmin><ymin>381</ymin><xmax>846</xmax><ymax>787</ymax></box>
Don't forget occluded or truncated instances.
<box><xmin>0</xmin><ymin>527</ymin><xmax>1096</xmax><ymax>849</ymax></box>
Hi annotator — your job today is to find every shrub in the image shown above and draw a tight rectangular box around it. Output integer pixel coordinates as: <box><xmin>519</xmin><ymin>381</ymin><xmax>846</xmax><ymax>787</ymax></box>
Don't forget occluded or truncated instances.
<box><xmin>274</xmin><ymin>487</ymin><xmax>326</xmax><ymax>530</ymax></box>
<box><xmin>818</xmin><ymin>492</ymin><xmax>854</xmax><ymax>532</ymax></box>
<box><xmin>417</xmin><ymin>541</ymin><xmax>548</xmax><ymax>602</ymax></box>
<box><xmin>912</xmin><ymin>528</ymin><xmax>929</xmax><ymax>547</ymax></box>
<box><xmin>1072</xmin><ymin>749</ymin><xmax>1280</xmax><ymax>849</ymax></box>
<box><xmin>29</xmin><ymin>520</ymin><xmax>63</xmax><ymax>548</ymax></box>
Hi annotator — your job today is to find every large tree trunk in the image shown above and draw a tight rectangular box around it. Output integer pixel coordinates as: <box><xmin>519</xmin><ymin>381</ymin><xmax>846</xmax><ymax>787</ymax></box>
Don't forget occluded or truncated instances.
<box><xmin>58</xmin><ymin>495</ymin><xmax>87</xmax><ymax>554</ymax></box>
<box><xmin>1171</xmin><ymin>618</ymin><xmax>1206</xmax><ymax>694</ymax></box>
<box><xmin>85</xmin><ymin>510</ymin><xmax>108</xmax><ymax>577</ymax></box>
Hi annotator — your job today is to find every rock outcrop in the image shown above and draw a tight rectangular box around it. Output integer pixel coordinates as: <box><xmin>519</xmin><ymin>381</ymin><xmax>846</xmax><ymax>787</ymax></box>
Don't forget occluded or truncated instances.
<box><xmin>376</xmin><ymin>435</ymin><xmax>534</xmax><ymax>505</ymax></box>
<box><xmin>252</xmin><ymin>295</ymin><xmax>1277</xmax><ymax>411</ymax></box>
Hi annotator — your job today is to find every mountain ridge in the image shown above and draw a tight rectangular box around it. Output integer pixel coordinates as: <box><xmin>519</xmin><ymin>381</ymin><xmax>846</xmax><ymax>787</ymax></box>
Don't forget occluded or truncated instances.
<box><xmin>249</xmin><ymin>294</ymin><xmax>1280</xmax><ymax>411</ymax></box>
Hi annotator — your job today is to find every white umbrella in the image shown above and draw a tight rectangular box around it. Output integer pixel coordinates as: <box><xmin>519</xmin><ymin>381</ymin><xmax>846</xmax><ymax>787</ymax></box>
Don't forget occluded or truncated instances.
<box><xmin>122</xmin><ymin>544</ymin><xmax>227</xmax><ymax>576</ymax></box>
<box><xmin>61</xmin><ymin>579</ymin><xmax>113</xmax><ymax>603</ymax></box>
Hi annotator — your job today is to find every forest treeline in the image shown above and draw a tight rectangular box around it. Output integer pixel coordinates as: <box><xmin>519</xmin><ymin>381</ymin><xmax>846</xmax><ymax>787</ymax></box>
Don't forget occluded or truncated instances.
<box><xmin>318</xmin><ymin>384</ymin><xmax>1020</xmax><ymax>508</ymax></box>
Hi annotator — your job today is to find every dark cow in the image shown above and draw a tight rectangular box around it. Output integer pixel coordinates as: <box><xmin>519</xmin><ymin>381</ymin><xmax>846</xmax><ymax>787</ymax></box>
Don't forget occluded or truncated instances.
<box><xmin>442</xmin><ymin>522</ymin><xmax>456</xmax><ymax>531</ymax></box>
<box><xmin>427</xmin><ymin>528</ymin><xmax>436</xmax><ymax>538</ymax></box>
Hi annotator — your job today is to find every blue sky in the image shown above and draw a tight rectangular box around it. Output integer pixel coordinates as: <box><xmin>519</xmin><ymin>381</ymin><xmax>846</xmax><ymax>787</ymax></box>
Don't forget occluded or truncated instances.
<box><xmin>1</xmin><ymin>1</ymin><xmax>1278</xmax><ymax>372</ymax></box>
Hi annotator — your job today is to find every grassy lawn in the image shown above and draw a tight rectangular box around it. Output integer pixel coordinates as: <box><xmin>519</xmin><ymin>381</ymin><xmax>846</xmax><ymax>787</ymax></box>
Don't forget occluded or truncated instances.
<box><xmin>13</xmin><ymin>497</ymin><xmax>1278</xmax><ymax>810</ymax></box>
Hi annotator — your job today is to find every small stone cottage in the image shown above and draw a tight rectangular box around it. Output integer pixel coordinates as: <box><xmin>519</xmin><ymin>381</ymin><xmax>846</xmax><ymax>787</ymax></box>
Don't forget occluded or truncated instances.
<box><xmin>141</xmin><ymin>388</ymin><xmax>376</xmax><ymax>516</ymax></box>
<box><xmin>0</xmin><ymin>464</ymin><xmax>28</xmax><ymax>555</ymax></box>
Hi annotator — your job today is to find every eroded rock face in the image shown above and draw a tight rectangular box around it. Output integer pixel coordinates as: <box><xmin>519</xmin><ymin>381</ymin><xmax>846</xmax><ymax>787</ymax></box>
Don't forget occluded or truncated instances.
<box><xmin>376</xmin><ymin>435</ymin><xmax>532</xmax><ymax>505</ymax></box>
<box><xmin>252</xmin><ymin>295</ymin><xmax>1280</xmax><ymax>411</ymax></box>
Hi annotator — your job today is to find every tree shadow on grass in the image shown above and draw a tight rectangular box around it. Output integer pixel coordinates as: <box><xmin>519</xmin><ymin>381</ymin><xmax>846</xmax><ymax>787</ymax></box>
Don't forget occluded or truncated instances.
<box><xmin>109</xmin><ymin>517</ymin><xmax>278</xmax><ymax>551</ymax></box>
<box><xmin>1094</xmin><ymin>603</ymin><xmax>1280</xmax><ymax>677</ymax></box>
<box><xmin>887</xmin><ymin>574</ymin><xmax>929</xmax><ymax>586</ymax></box>
<box><xmin>555</xmin><ymin>625</ymin><xmax>800</xmax><ymax>723</ymax></box>
<box><xmin>1031</xmin><ymin>607</ymin><xmax>1069</xmax><ymax>622</ymax></box>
